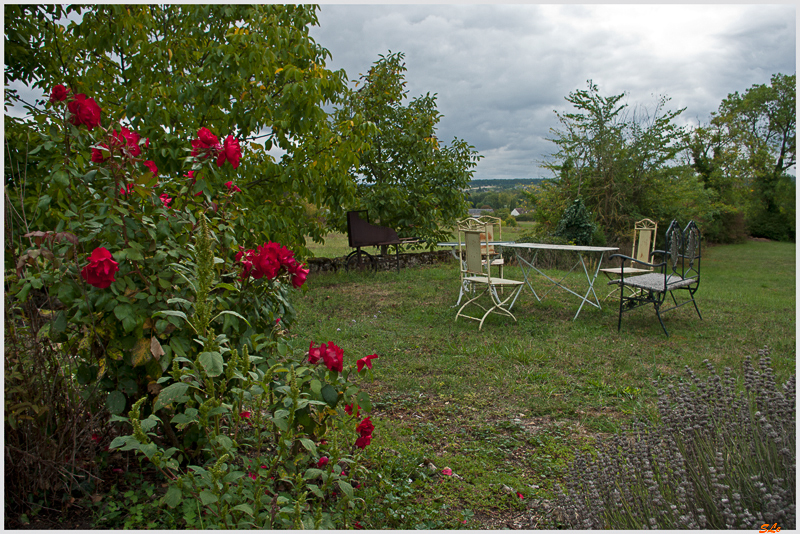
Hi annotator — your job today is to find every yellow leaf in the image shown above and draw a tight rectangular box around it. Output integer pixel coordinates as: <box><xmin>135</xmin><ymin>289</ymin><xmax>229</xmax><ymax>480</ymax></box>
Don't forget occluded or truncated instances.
<box><xmin>131</xmin><ymin>337</ymin><xmax>152</xmax><ymax>367</ymax></box>
<box><xmin>168</xmin><ymin>48</ymin><xmax>173</xmax><ymax>61</ymax></box>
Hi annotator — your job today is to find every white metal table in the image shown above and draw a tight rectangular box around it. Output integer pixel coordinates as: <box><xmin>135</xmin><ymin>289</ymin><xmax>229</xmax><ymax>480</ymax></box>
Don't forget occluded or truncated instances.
<box><xmin>499</xmin><ymin>243</ymin><xmax>619</xmax><ymax>320</ymax></box>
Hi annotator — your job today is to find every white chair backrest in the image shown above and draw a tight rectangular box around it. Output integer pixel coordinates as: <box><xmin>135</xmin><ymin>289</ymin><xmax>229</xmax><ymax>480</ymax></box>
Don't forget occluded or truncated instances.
<box><xmin>632</xmin><ymin>219</ymin><xmax>657</xmax><ymax>266</ymax></box>
<box><xmin>457</xmin><ymin>217</ymin><xmax>492</xmax><ymax>278</ymax></box>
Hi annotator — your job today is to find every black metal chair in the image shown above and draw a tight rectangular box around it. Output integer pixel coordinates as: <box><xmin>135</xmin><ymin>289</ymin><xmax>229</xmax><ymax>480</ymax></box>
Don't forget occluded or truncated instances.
<box><xmin>610</xmin><ymin>220</ymin><xmax>702</xmax><ymax>336</ymax></box>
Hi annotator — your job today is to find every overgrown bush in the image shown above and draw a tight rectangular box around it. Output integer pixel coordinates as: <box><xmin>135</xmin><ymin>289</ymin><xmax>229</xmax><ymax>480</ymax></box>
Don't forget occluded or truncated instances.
<box><xmin>557</xmin><ymin>349</ymin><xmax>795</xmax><ymax>529</ymax></box>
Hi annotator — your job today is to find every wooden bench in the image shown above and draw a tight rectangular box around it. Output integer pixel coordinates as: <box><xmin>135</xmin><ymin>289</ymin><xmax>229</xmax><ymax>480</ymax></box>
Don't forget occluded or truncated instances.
<box><xmin>609</xmin><ymin>220</ymin><xmax>702</xmax><ymax>336</ymax></box>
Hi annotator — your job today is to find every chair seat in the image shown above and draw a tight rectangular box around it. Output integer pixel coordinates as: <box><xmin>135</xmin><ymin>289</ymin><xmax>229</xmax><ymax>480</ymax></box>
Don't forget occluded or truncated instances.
<box><xmin>464</xmin><ymin>275</ymin><xmax>523</xmax><ymax>286</ymax></box>
<box><xmin>620</xmin><ymin>272</ymin><xmax>697</xmax><ymax>292</ymax></box>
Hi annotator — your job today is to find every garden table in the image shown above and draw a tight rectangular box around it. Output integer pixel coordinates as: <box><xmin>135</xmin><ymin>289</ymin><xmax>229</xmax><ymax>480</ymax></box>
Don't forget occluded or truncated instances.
<box><xmin>498</xmin><ymin>243</ymin><xmax>619</xmax><ymax>320</ymax></box>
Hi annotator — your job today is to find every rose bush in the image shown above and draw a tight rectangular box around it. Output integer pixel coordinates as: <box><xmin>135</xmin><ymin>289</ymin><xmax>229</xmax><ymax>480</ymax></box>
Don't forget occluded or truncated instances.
<box><xmin>110</xmin><ymin>218</ymin><xmax>377</xmax><ymax>528</ymax></box>
<box><xmin>8</xmin><ymin>86</ymin><xmax>308</xmax><ymax>419</ymax></box>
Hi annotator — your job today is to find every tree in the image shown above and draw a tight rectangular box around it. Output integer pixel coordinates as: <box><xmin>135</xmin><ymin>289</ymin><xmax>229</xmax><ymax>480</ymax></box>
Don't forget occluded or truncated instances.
<box><xmin>698</xmin><ymin>73</ymin><xmax>796</xmax><ymax>240</ymax></box>
<box><xmin>4</xmin><ymin>5</ymin><xmax>371</xmax><ymax>256</ymax></box>
<box><xmin>535</xmin><ymin>81</ymin><xmax>691</xmax><ymax>241</ymax></box>
<box><xmin>333</xmin><ymin>51</ymin><xmax>482</xmax><ymax>245</ymax></box>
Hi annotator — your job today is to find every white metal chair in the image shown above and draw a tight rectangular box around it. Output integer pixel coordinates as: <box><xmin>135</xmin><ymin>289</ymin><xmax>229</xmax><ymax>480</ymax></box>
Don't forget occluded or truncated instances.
<box><xmin>600</xmin><ymin>218</ymin><xmax>657</xmax><ymax>300</ymax></box>
<box><xmin>455</xmin><ymin>218</ymin><xmax>524</xmax><ymax>330</ymax></box>
<box><xmin>476</xmin><ymin>215</ymin><xmax>504</xmax><ymax>279</ymax></box>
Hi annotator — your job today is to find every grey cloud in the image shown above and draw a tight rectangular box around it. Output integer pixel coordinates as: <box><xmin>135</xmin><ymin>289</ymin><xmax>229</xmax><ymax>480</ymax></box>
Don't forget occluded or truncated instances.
<box><xmin>312</xmin><ymin>4</ymin><xmax>796</xmax><ymax>179</ymax></box>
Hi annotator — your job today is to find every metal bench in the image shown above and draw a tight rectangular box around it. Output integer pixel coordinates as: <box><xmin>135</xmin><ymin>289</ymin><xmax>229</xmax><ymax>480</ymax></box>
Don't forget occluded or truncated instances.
<box><xmin>610</xmin><ymin>220</ymin><xmax>702</xmax><ymax>336</ymax></box>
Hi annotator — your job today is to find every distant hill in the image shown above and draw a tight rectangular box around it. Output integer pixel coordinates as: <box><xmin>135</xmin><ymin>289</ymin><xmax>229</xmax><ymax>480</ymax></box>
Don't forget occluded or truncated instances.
<box><xmin>469</xmin><ymin>178</ymin><xmax>544</xmax><ymax>190</ymax></box>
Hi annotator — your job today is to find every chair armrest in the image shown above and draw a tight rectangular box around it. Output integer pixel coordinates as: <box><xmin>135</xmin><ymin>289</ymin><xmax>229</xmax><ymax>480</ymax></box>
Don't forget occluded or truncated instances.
<box><xmin>609</xmin><ymin>253</ymin><xmax>665</xmax><ymax>272</ymax></box>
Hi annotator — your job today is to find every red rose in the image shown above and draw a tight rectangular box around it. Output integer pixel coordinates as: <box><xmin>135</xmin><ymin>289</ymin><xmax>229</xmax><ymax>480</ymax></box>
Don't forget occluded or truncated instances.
<box><xmin>143</xmin><ymin>160</ymin><xmax>158</xmax><ymax>175</ymax></box>
<box><xmin>160</xmin><ymin>193</ymin><xmax>172</xmax><ymax>208</ymax></box>
<box><xmin>225</xmin><ymin>180</ymin><xmax>242</xmax><ymax>193</ymax></box>
<box><xmin>80</xmin><ymin>247</ymin><xmax>119</xmax><ymax>289</ymax></box>
<box><xmin>345</xmin><ymin>404</ymin><xmax>359</xmax><ymax>417</ymax></box>
<box><xmin>67</xmin><ymin>93</ymin><xmax>102</xmax><ymax>130</ymax></box>
<box><xmin>50</xmin><ymin>84</ymin><xmax>69</xmax><ymax>102</ymax></box>
<box><xmin>355</xmin><ymin>435</ymin><xmax>371</xmax><ymax>449</ymax></box>
<box><xmin>357</xmin><ymin>353</ymin><xmax>378</xmax><ymax>372</ymax></box>
<box><xmin>321</xmin><ymin>342</ymin><xmax>344</xmax><ymax>372</ymax></box>
<box><xmin>119</xmin><ymin>183</ymin><xmax>134</xmax><ymax>196</ymax></box>
<box><xmin>217</xmin><ymin>135</ymin><xmax>242</xmax><ymax>168</ymax></box>
<box><xmin>192</xmin><ymin>127</ymin><xmax>221</xmax><ymax>158</ymax></box>
<box><xmin>119</xmin><ymin>127</ymin><xmax>142</xmax><ymax>157</ymax></box>
<box><xmin>251</xmin><ymin>243</ymin><xmax>281</xmax><ymax>280</ymax></box>
<box><xmin>308</xmin><ymin>342</ymin><xmax>323</xmax><ymax>364</ymax></box>
<box><xmin>356</xmin><ymin>417</ymin><xmax>374</xmax><ymax>438</ymax></box>
<box><xmin>91</xmin><ymin>143</ymin><xmax>110</xmax><ymax>163</ymax></box>
<box><xmin>317</xmin><ymin>457</ymin><xmax>329</xmax><ymax>468</ymax></box>
<box><xmin>287</xmin><ymin>261</ymin><xmax>309</xmax><ymax>289</ymax></box>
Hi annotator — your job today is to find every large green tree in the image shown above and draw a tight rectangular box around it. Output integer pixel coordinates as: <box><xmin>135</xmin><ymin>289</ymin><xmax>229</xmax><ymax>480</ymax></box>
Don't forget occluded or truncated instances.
<box><xmin>690</xmin><ymin>73</ymin><xmax>795</xmax><ymax>241</ymax></box>
<box><xmin>333</xmin><ymin>51</ymin><xmax>482</xmax><ymax>245</ymax></box>
<box><xmin>4</xmin><ymin>4</ymin><xmax>371</xmax><ymax>255</ymax></box>
<box><xmin>532</xmin><ymin>81</ymin><xmax>707</xmax><ymax>242</ymax></box>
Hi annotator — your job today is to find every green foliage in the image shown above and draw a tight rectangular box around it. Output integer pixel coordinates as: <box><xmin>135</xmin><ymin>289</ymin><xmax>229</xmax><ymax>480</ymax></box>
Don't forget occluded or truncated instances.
<box><xmin>468</xmin><ymin>188</ymin><xmax>528</xmax><ymax>211</ymax></box>
<box><xmin>333</xmin><ymin>51</ymin><xmax>482</xmax><ymax>245</ymax></box>
<box><xmin>554</xmin><ymin>198</ymin><xmax>597</xmax><ymax>246</ymax></box>
<box><xmin>694</xmin><ymin>73</ymin><xmax>796</xmax><ymax>241</ymax></box>
<box><xmin>558</xmin><ymin>353</ymin><xmax>795</xmax><ymax>529</ymax></box>
<box><xmin>110</xmin><ymin>221</ymin><xmax>378</xmax><ymax>529</ymax></box>
<box><xmin>536</xmin><ymin>81</ymin><xmax>690</xmax><ymax>242</ymax></box>
<box><xmin>4</xmin><ymin>5</ymin><xmax>371</xmax><ymax>255</ymax></box>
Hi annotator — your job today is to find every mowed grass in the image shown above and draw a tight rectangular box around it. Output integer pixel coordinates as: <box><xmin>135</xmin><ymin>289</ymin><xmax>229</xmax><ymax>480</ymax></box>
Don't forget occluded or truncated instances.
<box><xmin>290</xmin><ymin>239</ymin><xmax>795</xmax><ymax>528</ymax></box>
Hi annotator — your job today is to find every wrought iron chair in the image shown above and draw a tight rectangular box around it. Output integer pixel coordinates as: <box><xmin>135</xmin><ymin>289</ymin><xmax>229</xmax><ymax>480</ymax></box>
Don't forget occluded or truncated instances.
<box><xmin>600</xmin><ymin>218</ymin><xmax>658</xmax><ymax>300</ymax></box>
<box><xmin>455</xmin><ymin>218</ymin><xmax>524</xmax><ymax>330</ymax></box>
<box><xmin>610</xmin><ymin>220</ymin><xmax>702</xmax><ymax>336</ymax></box>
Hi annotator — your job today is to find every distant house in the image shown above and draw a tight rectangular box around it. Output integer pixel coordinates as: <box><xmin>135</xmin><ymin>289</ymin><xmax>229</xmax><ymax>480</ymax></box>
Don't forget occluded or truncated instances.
<box><xmin>510</xmin><ymin>209</ymin><xmax>520</xmax><ymax>217</ymax></box>
<box><xmin>468</xmin><ymin>208</ymin><xmax>494</xmax><ymax>217</ymax></box>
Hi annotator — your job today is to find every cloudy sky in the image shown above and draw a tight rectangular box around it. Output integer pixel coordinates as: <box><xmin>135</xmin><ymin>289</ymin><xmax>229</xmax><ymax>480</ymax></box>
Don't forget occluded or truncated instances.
<box><xmin>308</xmin><ymin>4</ymin><xmax>796</xmax><ymax>180</ymax></box>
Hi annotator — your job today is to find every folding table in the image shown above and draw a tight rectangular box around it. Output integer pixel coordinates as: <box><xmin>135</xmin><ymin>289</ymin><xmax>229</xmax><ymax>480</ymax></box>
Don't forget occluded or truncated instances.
<box><xmin>499</xmin><ymin>243</ymin><xmax>619</xmax><ymax>320</ymax></box>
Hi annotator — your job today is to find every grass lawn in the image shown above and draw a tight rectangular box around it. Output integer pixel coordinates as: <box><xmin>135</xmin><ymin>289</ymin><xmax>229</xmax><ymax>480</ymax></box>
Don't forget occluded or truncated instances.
<box><xmin>291</xmin><ymin>239</ymin><xmax>795</xmax><ymax>528</ymax></box>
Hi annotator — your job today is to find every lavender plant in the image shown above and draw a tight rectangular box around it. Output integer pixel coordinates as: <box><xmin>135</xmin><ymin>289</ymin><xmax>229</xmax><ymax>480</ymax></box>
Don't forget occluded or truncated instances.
<box><xmin>558</xmin><ymin>349</ymin><xmax>795</xmax><ymax>529</ymax></box>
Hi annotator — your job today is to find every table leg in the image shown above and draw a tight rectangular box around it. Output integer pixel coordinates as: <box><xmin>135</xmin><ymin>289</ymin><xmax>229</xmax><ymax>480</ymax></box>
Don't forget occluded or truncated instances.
<box><xmin>572</xmin><ymin>252</ymin><xmax>606</xmax><ymax>320</ymax></box>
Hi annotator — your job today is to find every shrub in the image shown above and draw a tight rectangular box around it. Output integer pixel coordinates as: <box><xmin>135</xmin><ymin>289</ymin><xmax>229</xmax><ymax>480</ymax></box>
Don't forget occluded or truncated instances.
<box><xmin>554</xmin><ymin>197</ymin><xmax>597</xmax><ymax>246</ymax></box>
<box><xmin>557</xmin><ymin>349</ymin><xmax>796</xmax><ymax>529</ymax></box>
<box><xmin>110</xmin><ymin>218</ymin><xmax>378</xmax><ymax>528</ymax></box>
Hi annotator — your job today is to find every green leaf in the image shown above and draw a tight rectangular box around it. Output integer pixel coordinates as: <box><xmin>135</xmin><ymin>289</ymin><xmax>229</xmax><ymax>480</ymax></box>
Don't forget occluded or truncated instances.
<box><xmin>215</xmin><ymin>435</ymin><xmax>233</xmax><ymax>451</ymax></box>
<box><xmin>154</xmin><ymin>382</ymin><xmax>190</xmax><ymax>411</ymax></box>
<box><xmin>163</xmin><ymin>485</ymin><xmax>183</xmax><ymax>508</ymax></box>
<box><xmin>232</xmin><ymin>504</ymin><xmax>254</xmax><ymax>516</ymax></box>
<box><xmin>310</xmin><ymin>379</ymin><xmax>322</xmax><ymax>394</ymax></box>
<box><xmin>357</xmin><ymin>391</ymin><xmax>373</xmax><ymax>413</ymax></box>
<box><xmin>199</xmin><ymin>490</ymin><xmax>218</xmax><ymax>505</ymax></box>
<box><xmin>304</xmin><ymin>468</ymin><xmax>323</xmax><ymax>479</ymax></box>
<box><xmin>299</xmin><ymin>438</ymin><xmax>317</xmax><ymax>455</ymax></box>
<box><xmin>321</xmin><ymin>384</ymin><xmax>338</xmax><ymax>407</ymax></box>
<box><xmin>337</xmin><ymin>480</ymin><xmax>354</xmax><ymax>500</ymax></box>
<box><xmin>107</xmin><ymin>390</ymin><xmax>127</xmax><ymax>415</ymax></box>
<box><xmin>198</xmin><ymin>351</ymin><xmax>223</xmax><ymax>377</ymax></box>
